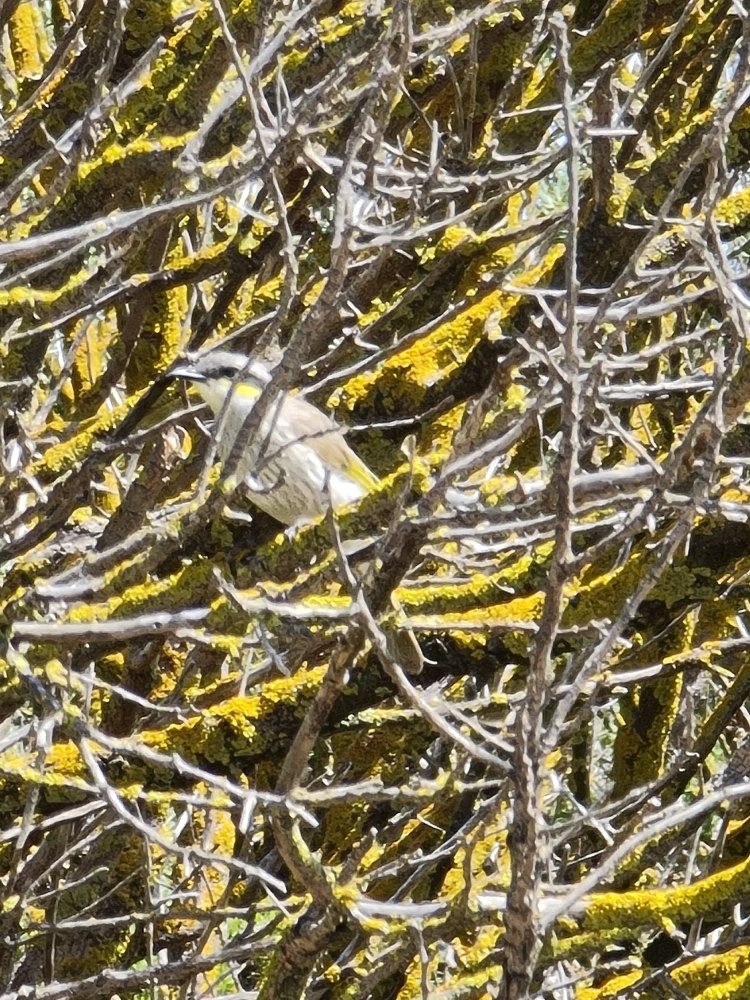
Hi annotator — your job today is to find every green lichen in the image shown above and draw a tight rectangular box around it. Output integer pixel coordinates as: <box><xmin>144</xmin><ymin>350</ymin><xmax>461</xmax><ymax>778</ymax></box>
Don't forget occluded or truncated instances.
<box><xmin>31</xmin><ymin>397</ymin><xmax>134</xmax><ymax>477</ymax></box>
<box><xmin>9</xmin><ymin>2</ymin><xmax>49</xmax><ymax>79</ymax></box>
<box><xmin>584</xmin><ymin>851</ymin><xmax>750</xmax><ymax>931</ymax></box>
<box><xmin>141</xmin><ymin>665</ymin><xmax>328</xmax><ymax>764</ymax></box>
<box><xmin>577</xmin><ymin>969</ymin><xmax>644</xmax><ymax>1000</ymax></box>
<box><xmin>335</xmin><ymin>244</ymin><xmax>563</xmax><ymax>411</ymax></box>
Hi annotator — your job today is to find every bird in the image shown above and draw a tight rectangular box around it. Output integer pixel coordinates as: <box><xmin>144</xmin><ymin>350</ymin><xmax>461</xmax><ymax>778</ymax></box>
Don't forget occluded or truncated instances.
<box><xmin>171</xmin><ymin>349</ymin><xmax>379</xmax><ymax>525</ymax></box>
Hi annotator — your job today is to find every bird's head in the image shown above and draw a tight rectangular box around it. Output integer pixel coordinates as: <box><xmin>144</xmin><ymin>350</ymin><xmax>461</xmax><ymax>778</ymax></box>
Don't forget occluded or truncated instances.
<box><xmin>172</xmin><ymin>350</ymin><xmax>271</xmax><ymax>413</ymax></box>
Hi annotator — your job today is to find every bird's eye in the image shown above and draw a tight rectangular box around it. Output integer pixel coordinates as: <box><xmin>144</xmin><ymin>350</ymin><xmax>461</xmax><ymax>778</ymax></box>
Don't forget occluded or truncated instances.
<box><xmin>217</xmin><ymin>366</ymin><xmax>238</xmax><ymax>379</ymax></box>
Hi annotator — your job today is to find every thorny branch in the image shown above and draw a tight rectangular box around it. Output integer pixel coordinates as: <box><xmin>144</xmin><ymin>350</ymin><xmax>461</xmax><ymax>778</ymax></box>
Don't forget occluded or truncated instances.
<box><xmin>4</xmin><ymin>2</ymin><xmax>750</xmax><ymax>999</ymax></box>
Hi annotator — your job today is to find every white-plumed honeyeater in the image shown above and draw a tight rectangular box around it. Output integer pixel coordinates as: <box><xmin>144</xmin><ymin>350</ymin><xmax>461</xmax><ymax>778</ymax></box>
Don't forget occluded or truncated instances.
<box><xmin>172</xmin><ymin>350</ymin><xmax>379</xmax><ymax>525</ymax></box>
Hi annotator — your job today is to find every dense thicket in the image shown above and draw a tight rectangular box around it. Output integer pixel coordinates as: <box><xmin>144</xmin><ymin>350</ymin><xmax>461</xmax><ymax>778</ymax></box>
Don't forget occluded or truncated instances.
<box><xmin>2</xmin><ymin>1</ymin><xmax>750</xmax><ymax>998</ymax></box>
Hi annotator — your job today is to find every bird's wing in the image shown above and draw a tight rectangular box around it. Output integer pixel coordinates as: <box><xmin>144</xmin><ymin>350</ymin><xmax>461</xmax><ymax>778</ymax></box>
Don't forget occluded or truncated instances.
<box><xmin>318</xmin><ymin>434</ymin><xmax>380</xmax><ymax>491</ymax></box>
<box><xmin>278</xmin><ymin>394</ymin><xmax>379</xmax><ymax>491</ymax></box>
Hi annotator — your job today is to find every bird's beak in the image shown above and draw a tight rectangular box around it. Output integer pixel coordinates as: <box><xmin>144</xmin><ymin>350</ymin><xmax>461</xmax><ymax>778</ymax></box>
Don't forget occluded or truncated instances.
<box><xmin>171</xmin><ymin>365</ymin><xmax>205</xmax><ymax>382</ymax></box>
